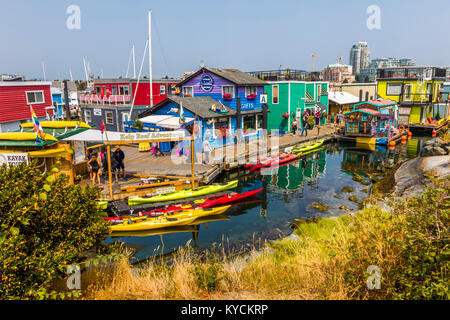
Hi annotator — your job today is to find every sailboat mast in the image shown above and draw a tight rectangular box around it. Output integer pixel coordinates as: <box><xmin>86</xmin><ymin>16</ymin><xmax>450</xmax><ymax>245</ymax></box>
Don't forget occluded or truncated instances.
<box><xmin>148</xmin><ymin>9</ymin><xmax>153</xmax><ymax>107</ymax></box>
<box><xmin>132</xmin><ymin>45</ymin><xmax>136</xmax><ymax>79</ymax></box>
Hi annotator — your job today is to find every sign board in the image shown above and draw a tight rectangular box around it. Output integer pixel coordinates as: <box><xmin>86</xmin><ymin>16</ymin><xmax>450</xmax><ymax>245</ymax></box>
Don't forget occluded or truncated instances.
<box><xmin>241</xmin><ymin>103</ymin><xmax>255</xmax><ymax>111</ymax></box>
<box><xmin>260</xmin><ymin>94</ymin><xmax>268</xmax><ymax>104</ymax></box>
<box><xmin>0</xmin><ymin>153</ymin><xmax>29</xmax><ymax>166</ymax></box>
<box><xmin>156</xmin><ymin>186</ymin><xmax>176</xmax><ymax>195</ymax></box>
<box><xmin>93</xmin><ymin>109</ymin><xmax>102</xmax><ymax>116</ymax></box>
<box><xmin>72</xmin><ymin>140</ymin><xmax>86</xmax><ymax>164</ymax></box>
<box><xmin>200</xmin><ymin>74</ymin><xmax>214</xmax><ymax>92</ymax></box>
<box><xmin>118</xmin><ymin>130</ymin><xmax>185</xmax><ymax>141</ymax></box>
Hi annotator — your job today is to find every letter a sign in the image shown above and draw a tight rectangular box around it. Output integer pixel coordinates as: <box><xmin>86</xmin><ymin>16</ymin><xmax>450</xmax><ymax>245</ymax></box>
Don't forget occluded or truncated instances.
<box><xmin>260</xmin><ymin>94</ymin><xmax>268</xmax><ymax>104</ymax></box>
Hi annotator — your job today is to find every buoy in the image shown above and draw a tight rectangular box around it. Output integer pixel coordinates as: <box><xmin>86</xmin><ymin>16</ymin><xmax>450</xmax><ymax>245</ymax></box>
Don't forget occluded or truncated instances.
<box><xmin>407</xmin><ymin>131</ymin><xmax>412</xmax><ymax>138</ymax></box>
<box><xmin>389</xmin><ymin>141</ymin><xmax>396</xmax><ymax>147</ymax></box>
<box><xmin>389</xmin><ymin>145</ymin><xmax>395</xmax><ymax>150</ymax></box>
<box><xmin>432</xmin><ymin>130</ymin><xmax>437</xmax><ymax>137</ymax></box>
<box><xmin>401</xmin><ymin>135</ymin><xmax>407</xmax><ymax>143</ymax></box>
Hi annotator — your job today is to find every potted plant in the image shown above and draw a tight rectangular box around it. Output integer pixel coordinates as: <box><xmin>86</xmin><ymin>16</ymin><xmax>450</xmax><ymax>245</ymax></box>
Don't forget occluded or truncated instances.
<box><xmin>247</xmin><ymin>93</ymin><xmax>257</xmax><ymax>99</ymax></box>
<box><xmin>282</xmin><ymin>113</ymin><xmax>289</xmax><ymax>118</ymax></box>
<box><xmin>223</xmin><ymin>93</ymin><xmax>233</xmax><ymax>100</ymax></box>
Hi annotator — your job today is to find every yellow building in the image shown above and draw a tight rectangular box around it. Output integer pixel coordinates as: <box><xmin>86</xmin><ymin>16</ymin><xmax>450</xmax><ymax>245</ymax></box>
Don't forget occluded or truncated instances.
<box><xmin>376</xmin><ymin>67</ymin><xmax>448</xmax><ymax>132</ymax></box>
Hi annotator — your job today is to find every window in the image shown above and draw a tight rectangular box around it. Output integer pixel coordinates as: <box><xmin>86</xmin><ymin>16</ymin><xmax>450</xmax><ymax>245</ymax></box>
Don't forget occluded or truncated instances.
<box><xmin>122</xmin><ymin>112</ymin><xmax>129</xmax><ymax>123</ymax></box>
<box><xmin>183</xmin><ymin>86</ymin><xmax>193</xmax><ymax>97</ymax></box>
<box><xmin>272</xmin><ymin>85</ymin><xmax>279</xmax><ymax>104</ymax></box>
<box><xmin>365</xmin><ymin>92</ymin><xmax>369</xmax><ymax>101</ymax></box>
<box><xmin>245</xmin><ymin>86</ymin><xmax>258</xmax><ymax>97</ymax></box>
<box><xmin>386</xmin><ymin>83</ymin><xmax>402</xmax><ymax>96</ymax></box>
<box><xmin>26</xmin><ymin>91</ymin><xmax>44</xmax><ymax>104</ymax></box>
<box><xmin>118</xmin><ymin>85</ymin><xmax>130</xmax><ymax>96</ymax></box>
<box><xmin>222</xmin><ymin>85</ymin><xmax>234</xmax><ymax>98</ymax></box>
<box><xmin>160</xmin><ymin>85</ymin><xmax>166</xmax><ymax>95</ymax></box>
<box><xmin>111</xmin><ymin>86</ymin><xmax>118</xmax><ymax>95</ymax></box>
<box><xmin>84</xmin><ymin>110</ymin><xmax>92</xmax><ymax>123</ymax></box>
<box><xmin>242</xmin><ymin>115</ymin><xmax>256</xmax><ymax>135</ymax></box>
<box><xmin>95</xmin><ymin>86</ymin><xmax>101</xmax><ymax>94</ymax></box>
<box><xmin>317</xmin><ymin>85</ymin><xmax>321</xmax><ymax>101</ymax></box>
<box><xmin>359</xmin><ymin>90</ymin><xmax>363</xmax><ymax>102</ymax></box>
<box><xmin>214</xmin><ymin>117</ymin><xmax>230</xmax><ymax>138</ymax></box>
<box><xmin>404</xmin><ymin>84</ymin><xmax>413</xmax><ymax>101</ymax></box>
<box><xmin>105</xmin><ymin>111</ymin><xmax>114</xmax><ymax>125</ymax></box>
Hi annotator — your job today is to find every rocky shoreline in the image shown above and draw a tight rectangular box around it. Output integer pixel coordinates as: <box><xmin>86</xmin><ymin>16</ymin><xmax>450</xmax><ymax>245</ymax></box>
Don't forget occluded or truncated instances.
<box><xmin>423</xmin><ymin>137</ymin><xmax>450</xmax><ymax>156</ymax></box>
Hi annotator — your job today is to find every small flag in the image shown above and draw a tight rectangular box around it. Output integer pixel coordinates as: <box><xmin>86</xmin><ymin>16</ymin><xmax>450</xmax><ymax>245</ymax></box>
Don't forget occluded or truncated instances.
<box><xmin>30</xmin><ymin>105</ymin><xmax>45</xmax><ymax>143</ymax></box>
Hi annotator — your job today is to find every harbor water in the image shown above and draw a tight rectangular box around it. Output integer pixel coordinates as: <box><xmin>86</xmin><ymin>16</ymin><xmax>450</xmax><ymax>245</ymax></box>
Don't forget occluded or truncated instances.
<box><xmin>106</xmin><ymin>137</ymin><xmax>428</xmax><ymax>263</ymax></box>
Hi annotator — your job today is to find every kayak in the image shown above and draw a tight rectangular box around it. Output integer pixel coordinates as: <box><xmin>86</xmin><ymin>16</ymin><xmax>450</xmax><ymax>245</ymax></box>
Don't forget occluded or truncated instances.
<box><xmin>0</xmin><ymin>132</ymin><xmax>58</xmax><ymax>142</ymax></box>
<box><xmin>196</xmin><ymin>188</ymin><xmax>263</xmax><ymax>208</ymax></box>
<box><xmin>97</xmin><ymin>201</ymin><xmax>108</xmax><ymax>210</ymax></box>
<box><xmin>109</xmin><ymin>215</ymin><xmax>197</xmax><ymax>232</ymax></box>
<box><xmin>257</xmin><ymin>153</ymin><xmax>300</xmax><ymax>169</ymax></box>
<box><xmin>128</xmin><ymin>180</ymin><xmax>238</xmax><ymax>205</ymax></box>
<box><xmin>109</xmin><ymin>206</ymin><xmax>230</xmax><ymax>231</ymax></box>
<box><xmin>246</xmin><ymin>154</ymin><xmax>290</xmax><ymax>171</ymax></box>
<box><xmin>21</xmin><ymin>121</ymin><xmax>91</xmax><ymax>129</ymax></box>
<box><xmin>251</xmin><ymin>153</ymin><xmax>297</xmax><ymax>171</ymax></box>
<box><xmin>292</xmin><ymin>140</ymin><xmax>324</xmax><ymax>154</ymax></box>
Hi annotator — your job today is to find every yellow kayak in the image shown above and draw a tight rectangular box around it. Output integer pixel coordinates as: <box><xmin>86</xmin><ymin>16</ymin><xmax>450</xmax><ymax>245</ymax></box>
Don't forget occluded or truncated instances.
<box><xmin>21</xmin><ymin>121</ymin><xmax>91</xmax><ymax>129</ymax></box>
<box><xmin>110</xmin><ymin>215</ymin><xmax>197</xmax><ymax>232</ymax></box>
<box><xmin>109</xmin><ymin>206</ymin><xmax>230</xmax><ymax>231</ymax></box>
<box><xmin>0</xmin><ymin>132</ymin><xmax>58</xmax><ymax>141</ymax></box>
<box><xmin>110</xmin><ymin>225</ymin><xmax>197</xmax><ymax>237</ymax></box>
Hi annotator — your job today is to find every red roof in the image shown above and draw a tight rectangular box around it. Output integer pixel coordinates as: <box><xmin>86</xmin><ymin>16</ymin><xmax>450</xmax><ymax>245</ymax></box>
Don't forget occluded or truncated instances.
<box><xmin>357</xmin><ymin>108</ymin><xmax>380</xmax><ymax>115</ymax></box>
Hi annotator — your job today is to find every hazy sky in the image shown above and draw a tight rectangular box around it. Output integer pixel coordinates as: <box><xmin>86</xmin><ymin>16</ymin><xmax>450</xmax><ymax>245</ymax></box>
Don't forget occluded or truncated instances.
<box><xmin>1</xmin><ymin>0</ymin><xmax>449</xmax><ymax>80</ymax></box>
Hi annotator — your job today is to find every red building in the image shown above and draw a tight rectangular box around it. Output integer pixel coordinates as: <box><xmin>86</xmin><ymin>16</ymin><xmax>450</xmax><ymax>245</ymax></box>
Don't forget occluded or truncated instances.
<box><xmin>0</xmin><ymin>81</ymin><xmax>54</xmax><ymax>132</ymax></box>
<box><xmin>80</xmin><ymin>78</ymin><xmax>180</xmax><ymax>106</ymax></box>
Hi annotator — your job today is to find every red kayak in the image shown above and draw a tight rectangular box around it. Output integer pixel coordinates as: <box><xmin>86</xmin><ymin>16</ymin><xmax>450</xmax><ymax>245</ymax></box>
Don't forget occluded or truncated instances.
<box><xmin>103</xmin><ymin>188</ymin><xmax>263</xmax><ymax>221</ymax></box>
<box><xmin>251</xmin><ymin>153</ymin><xmax>295</xmax><ymax>171</ymax></box>
<box><xmin>249</xmin><ymin>153</ymin><xmax>291</xmax><ymax>171</ymax></box>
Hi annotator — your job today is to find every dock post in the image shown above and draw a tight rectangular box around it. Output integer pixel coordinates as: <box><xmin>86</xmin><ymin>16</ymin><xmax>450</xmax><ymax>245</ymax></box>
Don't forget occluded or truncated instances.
<box><xmin>191</xmin><ymin>137</ymin><xmax>195</xmax><ymax>189</ymax></box>
<box><xmin>107</xmin><ymin>144</ymin><xmax>113</xmax><ymax>199</ymax></box>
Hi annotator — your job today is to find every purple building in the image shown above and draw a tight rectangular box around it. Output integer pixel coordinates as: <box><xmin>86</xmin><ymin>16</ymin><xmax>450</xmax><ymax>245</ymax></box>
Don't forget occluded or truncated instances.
<box><xmin>138</xmin><ymin>67</ymin><xmax>267</xmax><ymax>147</ymax></box>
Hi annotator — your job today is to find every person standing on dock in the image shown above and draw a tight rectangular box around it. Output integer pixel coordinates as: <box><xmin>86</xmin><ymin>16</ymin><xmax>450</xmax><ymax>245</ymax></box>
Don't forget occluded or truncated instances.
<box><xmin>88</xmin><ymin>153</ymin><xmax>101</xmax><ymax>186</ymax></box>
<box><xmin>301</xmin><ymin>112</ymin><xmax>309</xmax><ymax>137</ymax></box>
<box><xmin>113</xmin><ymin>145</ymin><xmax>126</xmax><ymax>180</ymax></box>
<box><xmin>202</xmin><ymin>136</ymin><xmax>212</xmax><ymax>164</ymax></box>
<box><xmin>291</xmin><ymin>117</ymin><xmax>298</xmax><ymax>135</ymax></box>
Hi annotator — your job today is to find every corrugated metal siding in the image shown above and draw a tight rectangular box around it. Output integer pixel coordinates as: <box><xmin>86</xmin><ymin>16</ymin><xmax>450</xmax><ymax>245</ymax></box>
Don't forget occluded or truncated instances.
<box><xmin>0</xmin><ymin>85</ymin><xmax>53</xmax><ymax>123</ymax></box>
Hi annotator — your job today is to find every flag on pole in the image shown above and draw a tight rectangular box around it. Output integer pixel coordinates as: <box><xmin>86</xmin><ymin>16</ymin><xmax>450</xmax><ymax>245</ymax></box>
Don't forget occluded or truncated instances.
<box><xmin>179</xmin><ymin>101</ymin><xmax>185</xmax><ymax>127</ymax></box>
<box><xmin>30</xmin><ymin>105</ymin><xmax>45</xmax><ymax>143</ymax></box>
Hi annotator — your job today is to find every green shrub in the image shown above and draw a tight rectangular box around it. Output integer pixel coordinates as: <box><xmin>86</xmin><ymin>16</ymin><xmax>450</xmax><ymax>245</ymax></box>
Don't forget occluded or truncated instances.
<box><xmin>191</xmin><ymin>244</ymin><xmax>224</xmax><ymax>293</ymax></box>
<box><xmin>0</xmin><ymin>160</ymin><xmax>110</xmax><ymax>299</ymax></box>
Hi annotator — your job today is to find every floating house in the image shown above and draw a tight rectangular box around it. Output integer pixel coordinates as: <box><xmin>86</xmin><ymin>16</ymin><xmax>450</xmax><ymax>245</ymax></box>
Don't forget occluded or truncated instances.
<box><xmin>376</xmin><ymin>67</ymin><xmax>448</xmax><ymax>133</ymax></box>
<box><xmin>79</xmin><ymin>78</ymin><xmax>180</xmax><ymax>132</ymax></box>
<box><xmin>265</xmin><ymin>81</ymin><xmax>329</xmax><ymax>133</ymax></box>
<box><xmin>136</xmin><ymin>67</ymin><xmax>268</xmax><ymax>148</ymax></box>
<box><xmin>328</xmin><ymin>91</ymin><xmax>360</xmax><ymax>118</ymax></box>
<box><xmin>0</xmin><ymin>81</ymin><xmax>54</xmax><ymax>132</ymax></box>
<box><xmin>339</xmin><ymin>99</ymin><xmax>401</xmax><ymax>145</ymax></box>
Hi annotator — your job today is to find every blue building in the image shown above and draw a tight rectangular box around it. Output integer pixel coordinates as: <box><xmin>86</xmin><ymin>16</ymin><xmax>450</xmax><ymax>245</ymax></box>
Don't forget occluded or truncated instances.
<box><xmin>136</xmin><ymin>67</ymin><xmax>268</xmax><ymax>148</ymax></box>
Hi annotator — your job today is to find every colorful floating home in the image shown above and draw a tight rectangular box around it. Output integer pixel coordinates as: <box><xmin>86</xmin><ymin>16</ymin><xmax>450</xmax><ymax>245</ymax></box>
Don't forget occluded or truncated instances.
<box><xmin>376</xmin><ymin>67</ymin><xmax>448</xmax><ymax>134</ymax></box>
<box><xmin>339</xmin><ymin>99</ymin><xmax>402</xmax><ymax>145</ymax></box>
<box><xmin>265</xmin><ymin>81</ymin><xmax>329</xmax><ymax>133</ymax></box>
<box><xmin>0</xmin><ymin>81</ymin><xmax>54</xmax><ymax>132</ymax></box>
<box><xmin>79</xmin><ymin>78</ymin><xmax>180</xmax><ymax>132</ymax></box>
<box><xmin>136</xmin><ymin>67</ymin><xmax>268</xmax><ymax>148</ymax></box>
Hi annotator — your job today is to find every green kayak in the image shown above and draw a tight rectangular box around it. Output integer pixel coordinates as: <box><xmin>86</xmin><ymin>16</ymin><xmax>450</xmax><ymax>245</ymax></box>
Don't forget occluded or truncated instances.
<box><xmin>97</xmin><ymin>201</ymin><xmax>108</xmax><ymax>210</ymax></box>
<box><xmin>128</xmin><ymin>180</ymin><xmax>239</xmax><ymax>206</ymax></box>
<box><xmin>292</xmin><ymin>140</ymin><xmax>324</xmax><ymax>154</ymax></box>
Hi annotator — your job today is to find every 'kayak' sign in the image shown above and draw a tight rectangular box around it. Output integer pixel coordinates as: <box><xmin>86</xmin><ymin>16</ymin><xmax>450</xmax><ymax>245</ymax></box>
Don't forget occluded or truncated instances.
<box><xmin>0</xmin><ymin>153</ymin><xmax>29</xmax><ymax>166</ymax></box>
<box><xmin>118</xmin><ymin>130</ymin><xmax>185</xmax><ymax>141</ymax></box>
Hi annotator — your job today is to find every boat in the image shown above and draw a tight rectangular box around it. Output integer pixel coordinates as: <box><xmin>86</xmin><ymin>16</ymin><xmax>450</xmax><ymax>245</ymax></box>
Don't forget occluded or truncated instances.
<box><xmin>292</xmin><ymin>140</ymin><xmax>324</xmax><ymax>154</ymax></box>
<box><xmin>109</xmin><ymin>206</ymin><xmax>230</xmax><ymax>231</ymax></box>
<box><xmin>127</xmin><ymin>180</ymin><xmax>238</xmax><ymax>205</ymax></box>
<box><xmin>110</xmin><ymin>225</ymin><xmax>197</xmax><ymax>237</ymax></box>
<box><xmin>0</xmin><ymin>132</ymin><xmax>58</xmax><ymax>142</ymax></box>
<box><xmin>109</xmin><ymin>215</ymin><xmax>197</xmax><ymax>232</ymax></box>
<box><xmin>97</xmin><ymin>201</ymin><xmax>108</xmax><ymax>210</ymax></box>
<box><xmin>251</xmin><ymin>153</ymin><xmax>297</xmax><ymax>171</ymax></box>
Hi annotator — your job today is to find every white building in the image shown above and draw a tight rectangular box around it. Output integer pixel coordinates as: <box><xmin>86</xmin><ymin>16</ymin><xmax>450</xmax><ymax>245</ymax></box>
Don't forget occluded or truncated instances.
<box><xmin>349</xmin><ymin>41</ymin><xmax>370</xmax><ymax>75</ymax></box>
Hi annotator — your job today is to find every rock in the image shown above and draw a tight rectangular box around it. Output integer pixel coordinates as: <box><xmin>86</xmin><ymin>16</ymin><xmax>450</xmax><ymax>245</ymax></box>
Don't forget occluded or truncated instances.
<box><xmin>444</xmin><ymin>146</ymin><xmax>450</xmax><ymax>154</ymax></box>
<box><xmin>338</xmin><ymin>205</ymin><xmax>347</xmax><ymax>210</ymax></box>
<box><xmin>310</xmin><ymin>202</ymin><xmax>329</xmax><ymax>212</ymax></box>
<box><xmin>341</xmin><ymin>187</ymin><xmax>354</xmax><ymax>193</ymax></box>
<box><xmin>362</xmin><ymin>188</ymin><xmax>369</xmax><ymax>193</ymax></box>
<box><xmin>360</xmin><ymin>180</ymin><xmax>372</xmax><ymax>186</ymax></box>
<box><xmin>290</xmin><ymin>218</ymin><xmax>305</xmax><ymax>229</ymax></box>
<box><xmin>349</xmin><ymin>195</ymin><xmax>359</xmax><ymax>203</ymax></box>
<box><xmin>334</xmin><ymin>194</ymin><xmax>342</xmax><ymax>199</ymax></box>
<box><xmin>352</xmin><ymin>174</ymin><xmax>364</xmax><ymax>182</ymax></box>
<box><xmin>312</xmin><ymin>216</ymin><xmax>322</xmax><ymax>223</ymax></box>
<box><xmin>433</xmin><ymin>147</ymin><xmax>447</xmax><ymax>156</ymax></box>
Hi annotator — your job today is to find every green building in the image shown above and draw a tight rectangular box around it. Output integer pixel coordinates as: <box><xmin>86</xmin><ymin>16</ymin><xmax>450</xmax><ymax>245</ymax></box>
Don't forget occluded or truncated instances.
<box><xmin>265</xmin><ymin>81</ymin><xmax>329</xmax><ymax>133</ymax></box>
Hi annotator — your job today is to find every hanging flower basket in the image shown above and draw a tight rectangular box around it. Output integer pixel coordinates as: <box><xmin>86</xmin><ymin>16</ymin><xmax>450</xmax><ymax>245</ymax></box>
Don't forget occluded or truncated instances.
<box><xmin>247</xmin><ymin>93</ymin><xmax>257</xmax><ymax>99</ymax></box>
<box><xmin>282</xmin><ymin>113</ymin><xmax>289</xmax><ymax>118</ymax></box>
<box><xmin>223</xmin><ymin>93</ymin><xmax>233</xmax><ymax>100</ymax></box>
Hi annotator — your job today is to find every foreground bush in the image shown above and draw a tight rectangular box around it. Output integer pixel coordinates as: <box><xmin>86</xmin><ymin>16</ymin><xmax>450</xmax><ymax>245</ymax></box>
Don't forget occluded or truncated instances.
<box><xmin>0</xmin><ymin>161</ymin><xmax>110</xmax><ymax>299</ymax></box>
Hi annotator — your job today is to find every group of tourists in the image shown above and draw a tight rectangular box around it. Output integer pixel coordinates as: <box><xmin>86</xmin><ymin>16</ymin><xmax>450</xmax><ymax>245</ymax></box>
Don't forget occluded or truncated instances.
<box><xmin>87</xmin><ymin>145</ymin><xmax>126</xmax><ymax>186</ymax></box>
<box><xmin>291</xmin><ymin>110</ymin><xmax>319</xmax><ymax>137</ymax></box>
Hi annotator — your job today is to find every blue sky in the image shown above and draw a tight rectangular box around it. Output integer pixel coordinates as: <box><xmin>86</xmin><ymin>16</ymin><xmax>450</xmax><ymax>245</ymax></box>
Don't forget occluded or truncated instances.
<box><xmin>0</xmin><ymin>0</ymin><xmax>449</xmax><ymax>80</ymax></box>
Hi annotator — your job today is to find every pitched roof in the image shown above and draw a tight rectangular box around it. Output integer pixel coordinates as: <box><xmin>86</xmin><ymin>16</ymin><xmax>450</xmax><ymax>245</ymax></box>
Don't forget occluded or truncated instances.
<box><xmin>177</xmin><ymin>67</ymin><xmax>268</xmax><ymax>87</ymax></box>
<box><xmin>354</xmin><ymin>99</ymin><xmax>396</xmax><ymax>107</ymax></box>
<box><xmin>138</xmin><ymin>96</ymin><xmax>237</xmax><ymax>119</ymax></box>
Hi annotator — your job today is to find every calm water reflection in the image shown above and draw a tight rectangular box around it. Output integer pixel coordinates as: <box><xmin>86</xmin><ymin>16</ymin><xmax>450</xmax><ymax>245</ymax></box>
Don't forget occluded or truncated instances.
<box><xmin>106</xmin><ymin>138</ymin><xmax>427</xmax><ymax>263</ymax></box>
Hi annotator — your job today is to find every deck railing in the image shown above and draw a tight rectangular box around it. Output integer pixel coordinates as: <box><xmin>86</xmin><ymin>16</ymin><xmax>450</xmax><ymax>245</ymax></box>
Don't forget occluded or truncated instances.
<box><xmin>80</xmin><ymin>94</ymin><xmax>132</xmax><ymax>105</ymax></box>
